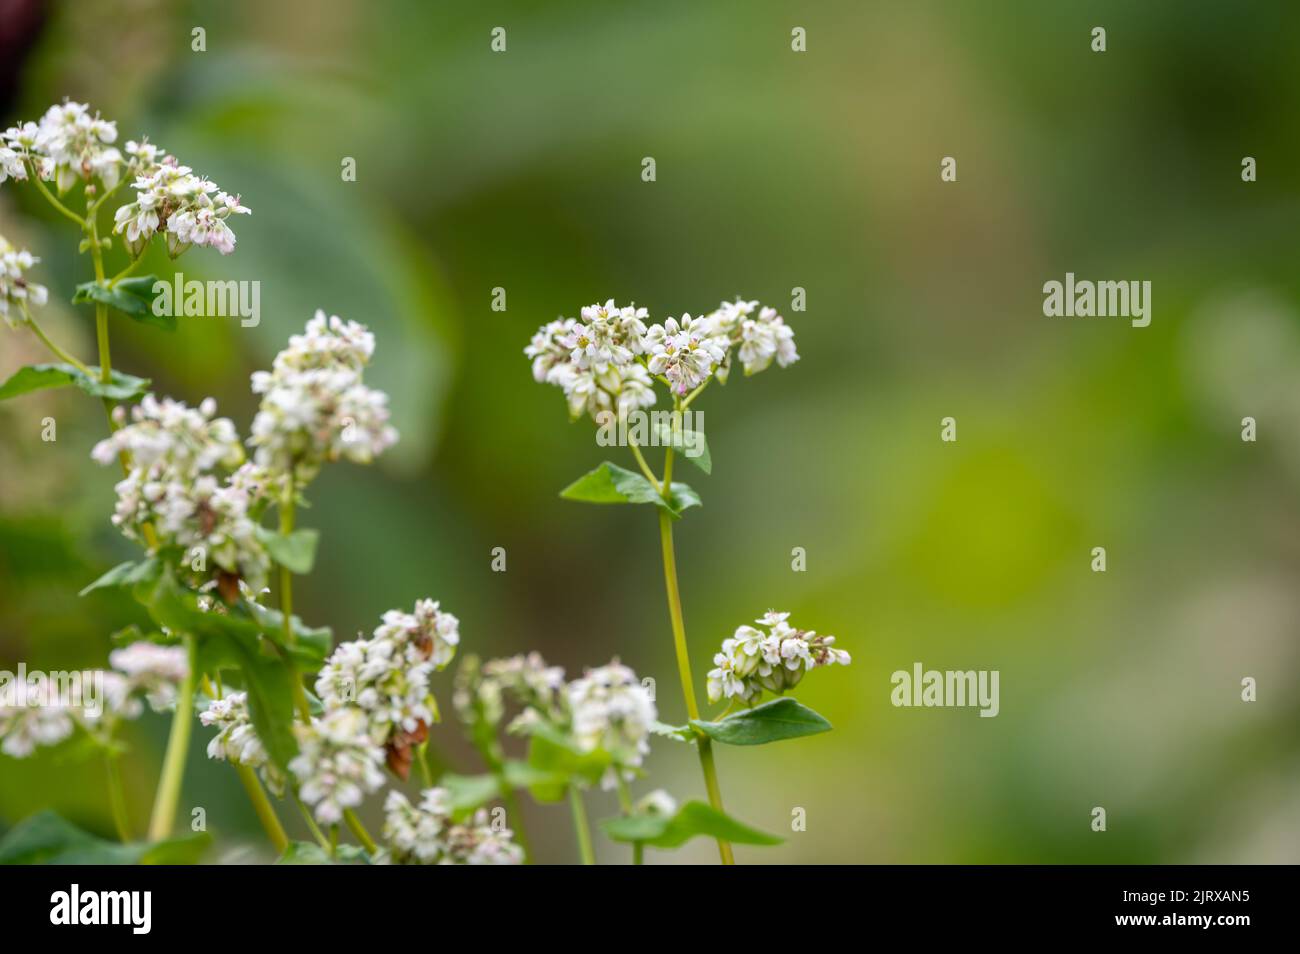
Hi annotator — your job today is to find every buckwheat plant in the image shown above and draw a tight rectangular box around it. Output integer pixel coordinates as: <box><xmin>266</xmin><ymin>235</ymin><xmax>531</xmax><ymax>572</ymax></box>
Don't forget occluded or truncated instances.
<box><xmin>0</xmin><ymin>101</ymin><xmax>489</xmax><ymax>866</ymax></box>
<box><xmin>525</xmin><ymin>299</ymin><xmax>848</xmax><ymax>863</ymax></box>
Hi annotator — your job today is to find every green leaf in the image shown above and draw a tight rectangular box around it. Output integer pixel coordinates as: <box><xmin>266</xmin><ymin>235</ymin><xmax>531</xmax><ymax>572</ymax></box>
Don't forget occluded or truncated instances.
<box><xmin>560</xmin><ymin>461</ymin><xmax>701</xmax><ymax>518</ymax></box>
<box><xmin>0</xmin><ymin>810</ymin><xmax>209</xmax><ymax>865</ymax></box>
<box><xmin>691</xmin><ymin>697</ymin><xmax>832</xmax><ymax>746</ymax></box>
<box><xmin>440</xmin><ymin>773</ymin><xmax>501</xmax><ymax>818</ymax></box>
<box><xmin>139</xmin><ymin>833</ymin><xmax>212</xmax><ymax>864</ymax></box>
<box><xmin>653</xmin><ymin>420</ymin><xmax>711</xmax><ymax>474</ymax></box>
<box><xmin>599</xmin><ymin>801</ymin><xmax>782</xmax><ymax>850</ymax></box>
<box><xmin>276</xmin><ymin>841</ymin><xmax>371</xmax><ymax>865</ymax></box>
<box><xmin>79</xmin><ymin>558</ymin><xmax>160</xmax><ymax>596</ymax></box>
<box><xmin>242</xmin><ymin>601</ymin><xmax>332</xmax><ymax>670</ymax></box>
<box><xmin>140</xmin><ymin>569</ymin><xmax>321</xmax><ymax>768</ymax></box>
<box><xmin>524</xmin><ymin>730</ymin><xmax>608</xmax><ymax>801</ymax></box>
<box><xmin>255</xmin><ymin>527</ymin><xmax>320</xmax><ymax>575</ymax></box>
<box><xmin>277</xmin><ymin>841</ymin><xmax>332</xmax><ymax>865</ymax></box>
<box><xmin>649</xmin><ymin>720</ymin><xmax>697</xmax><ymax>743</ymax></box>
<box><xmin>73</xmin><ymin>276</ymin><xmax>173</xmax><ymax>329</ymax></box>
<box><xmin>501</xmin><ymin>759</ymin><xmax>568</xmax><ymax>791</ymax></box>
<box><xmin>0</xmin><ymin>363</ymin><xmax>150</xmax><ymax>402</ymax></box>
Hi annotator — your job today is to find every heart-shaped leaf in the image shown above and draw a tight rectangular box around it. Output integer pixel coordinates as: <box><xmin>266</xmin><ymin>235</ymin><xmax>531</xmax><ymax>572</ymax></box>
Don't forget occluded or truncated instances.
<box><xmin>691</xmin><ymin>697</ymin><xmax>832</xmax><ymax>746</ymax></box>
<box><xmin>0</xmin><ymin>810</ymin><xmax>209</xmax><ymax>865</ymax></box>
<box><xmin>0</xmin><ymin>363</ymin><xmax>150</xmax><ymax>402</ymax></box>
<box><xmin>277</xmin><ymin>841</ymin><xmax>371</xmax><ymax>865</ymax></box>
<box><xmin>141</xmin><ymin>569</ymin><xmax>330</xmax><ymax>768</ymax></box>
<box><xmin>560</xmin><ymin>461</ymin><xmax>701</xmax><ymax>518</ymax></box>
<box><xmin>599</xmin><ymin>801</ymin><xmax>782</xmax><ymax>849</ymax></box>
<box><xmin>440</xmin><ymin>773</ymin><xmax>501</xmax><ymax>818</ymax></box>
<box><xmin>73</xmin><ymin>276</ymin><xmax>173</xmax><ymax>329</ymax></box>
<box><xmin>653</xmin><ymin>420</ymin><xmax>711</xmax><ymax>474</ymax></box>
<box><xmin>255</xmin><ymin>527</ymin><xmax>320</xmax><ymax>575</ymax></box>
<box><xmin>79</xmin><ymin>558</ymin><xmax>160</xmax><ymax>596</ymax></box>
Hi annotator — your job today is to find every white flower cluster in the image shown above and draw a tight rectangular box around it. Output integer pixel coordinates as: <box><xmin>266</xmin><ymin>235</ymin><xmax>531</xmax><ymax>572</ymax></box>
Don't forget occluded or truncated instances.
<box><xmin>114</xmin><ymin>157</ymin><xmax>249</xmax><ymax>257</ymax></box>
<box><xmin>0</xmin><ymin>236</ymin><xmax>48</xmax><ymax>327</ymax></box>
<box><xmin>380</xmin><ymin>788</ymin><xmax>523</xmax><ymax>865</ymax></box>
<box><xmin>706</xmin><ymin>611</ymin><xmax>850</xmax><ymax>705</ymax></box>
<box><xmin>199</xmin><ymin>690</ymin><xmax>287</xmax><ymax>795</ymax></box>
<box><xmin>0</xmin><ymin>681</ymin><xmax>75</xmax><ymax>758</ymax></box>
<box><xmin>309</xmin><ymin>598</ymin><xmax>459</xmax><ymax>786</ymax></box>
<box><xmin>91</xmin><ymin>396</ymin><xmax>271</xmax><ymax>593</ymax></box>
<box><xmin>249</xmin><ymin>311</ymin><xmax>398</xmax><ymax>486</ymax></box>
<box><xmin>317</xmin><ymin>601</ymin><xmax>456</xmax><ymax>739</ymax></box>
<box><xmin>0</xmin><ymin>100</ymin><xmax>249</xmax><ymax>258</ymax></box>
<box><xmin>107</xmin><ymin>642</ymin><xmax>190</xmax><ymax>712</ymax></box>
<box><xmin>0</xmin><ymin>143</ymin><xmax>23</xmax><ymax>184</ymax></box>
<box><xmin>0</xmin><ymin>641</ymin><xmax>188</xmax><ymax>758</ymax></box>
<box><xmin>565</xmin><ymin>660</ymin><xmax>656</xmax><ymax>788</ymax></box>
<box><xmin>454</xmin><ymin>651</ymin><xmax>566</xmax><ymax>730</ymax></box>
<box><xmin>200</xmin><ymin>690</ymin><xmax>265</xmax><ymax>764</ymax></box>
<box><xmin>1</xmin><ymin>101</ymin><xmax>120</xmax><ymax>192</ymax></box>
<box><xmin>525</xmin><ymin>297</ymin><xmax>798</xmax><ymax>417</ymax></box>
<box><xmin>288</xmin><ymin>707</ymin><xmax>386</xmax><ymax>825</ymax></box>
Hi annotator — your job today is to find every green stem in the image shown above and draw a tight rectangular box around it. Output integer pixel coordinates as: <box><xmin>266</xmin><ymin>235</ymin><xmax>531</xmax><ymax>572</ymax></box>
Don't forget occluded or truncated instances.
<box><xmin>86</xmin><ymin>218</ymin><xmax>114</xmax><ymax>385</ymax></box>
<box><xmin>681</xmin><ymin>376</ymin><xmax>711</xmax><ymax>409</ymax></box>
<box><xmin>568</xmin><ymin>785</ymin><xmax>595</xmax><ymax>865</ymax></box>
<box><xmin>24</xmin><ymin>309</ymin><xmax>94</xmax><ymax>377</ymax></box>
<box><xmin>615</xmin><ymin>774</ymin><xmax>634</xmax><ymax>813</ymax></box>
<box><xmin>416</xmin><ymin>741</ymin><xmax>434</xmax><ymax>787</ymax></box>
<box><xmin>278</xmin><ymin>478</ymin><xmax>312</xmax><ymax>722</ymax></box>
<box><xmin>105</xmin><ymin>754</ymin><xmax>131</xmax><ymax>842</ymax></box>
<box><xmin>658</xmin><ymin>505</ymin><xmax>734</xmax><ymax>865</ymax></box>
<box><xmin>499</xmin><ymin>785</ymin><xmax>533</xmax><ymax>864</ymax></box>
<box><xmin>474</xmin><ymin>735</ymin><xmax>533</xmax><ymax>863</ymax></box>
<box><xmin>147</xmin><ymin>635</ymin><xmax>198</xmax><ymax>841</ymax></box>
<box><xmin>108</xmin><ymin>255</ymin><xmax>144</xmax><ymax>287</ymax></box>
<box><xmin>292</xmin><ymin>792</ymin><xmax>330</xmax><ymax>851</ymax></box>
<box><xmin>31</xmin><ymin>174</ymin><xmax>87</xmax><ymax>229</ymax></box>
<box><xmin>234</xmin><ymin>763</ymin><xmax>289</xmax><ymax>854</ymax></box>
<box><xmin>87</xmin><ymin>176</ymin><xmax>125</xmax><ymax>218</ymax></box>
<box><xmin>95</xmin><ymin>305</ymin><xmax>111</xmax><ymax>385</ymax></box>
<box><xmin>628</xmin><ymin>440</ymin><xmax>662</xmax><ymax>493</ymax></box>
<box><xmin>614</xmin><ymin>775</ymin><xmax>644</xmax><ymax>865</ymax></box>
<box><xmin>343</xmin><ymin>808</ymin><xmax>378</xmax><ymax>854</ymax></box>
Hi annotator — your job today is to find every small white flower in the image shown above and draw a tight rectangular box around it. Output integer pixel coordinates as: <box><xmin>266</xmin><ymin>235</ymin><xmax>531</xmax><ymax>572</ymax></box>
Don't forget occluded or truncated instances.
<box><xmin>706</xmin><ymin>651</ymin><xmax>749</xmax><ymax>705</ymax></box>
<box><xmin>635</xmin><ymin>789</ymin><xmax>678</xmax><ymax>817</ymax></box>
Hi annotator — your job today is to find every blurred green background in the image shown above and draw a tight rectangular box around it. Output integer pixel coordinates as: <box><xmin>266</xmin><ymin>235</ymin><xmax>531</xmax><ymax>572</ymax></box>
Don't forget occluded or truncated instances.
<box><xmin>2</xmin><ymin>0</ymin><xmax>1299</xmax><ymax>863</ymax></box>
